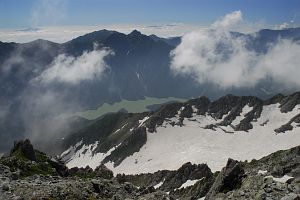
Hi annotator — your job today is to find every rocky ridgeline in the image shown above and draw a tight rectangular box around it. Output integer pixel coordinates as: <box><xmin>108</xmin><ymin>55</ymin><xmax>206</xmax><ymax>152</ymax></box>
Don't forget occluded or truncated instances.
<box><xmin>60</xmin><ymin>92</ymin><xmax>300</xmax><ymax>169</ymax></box>
<box><xmin>145</xmin><ymin>91</ymin><xmax>300</xmax><ymax>133</ymax></box>
<box><xmin>1</xmin><ymin>140</ymin><xmax>299</xmax><ymax>199</ymax></box>
<box><xmin>0</xmin><ymin>140</ymin><xmax>173</xmax><ymax>200</ymax></box>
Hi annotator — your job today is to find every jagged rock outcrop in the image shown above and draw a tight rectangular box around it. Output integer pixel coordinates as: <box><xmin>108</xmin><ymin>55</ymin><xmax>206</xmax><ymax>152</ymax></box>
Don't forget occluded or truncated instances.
<box><xmin>102</xmin><ymin>126</ymin><xmax>147</xmax><ymax>166</ymax></box>
<box><xmin>95</xmin><ymin>164</ymin><xmax>114</xmax><ymax>179</ymax></box>
<box><xmin>11</xmin><ymin>139</ymin><xmax>37</xmax><ymax>161</ymax></box>
<box><xmin>205</xmin><ymin>159</ymin><xmax>245</xmax><ymax>200</ymax></box>
<box><xmin>275</xmin><ymin>113</ymin><xmax>300</xmax><ymax>133</ymax></box>
<box><xmin>203</xmin><ymin>146</ymin><xmax>300</xmax><ymax>200</ymax></box>
<box><xmin>146</xmin><ymin>102</ymin><xmax>183</xmax><ymax>132</ymax></box>
<box><xmin>161</xmin><ymin>162</ymin><xmax>213</xmax><ymax>191</ymax></box>
<box><xmin>48</xmin><ymin>157</ymin><xmax>69</xmax><ymax>176</ymax></box>
<box><xmin>279</xmin><ymin>92</ymin><xmax>300</xmax><ymax>113</ymax></box>
<box><xmin>187</xmin><ymin>96</ymin><xmax>210</xmax><ymax>115</ymax></box>
<box><xmin>116</xmin><ymin>162</ymin><xmax>215</xmax><ymax>199</ymax></box>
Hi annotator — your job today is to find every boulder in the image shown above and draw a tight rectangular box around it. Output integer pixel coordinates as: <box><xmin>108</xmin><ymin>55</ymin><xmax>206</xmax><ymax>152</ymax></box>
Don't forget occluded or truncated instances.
<box><xmin>48</xmin><ymin>158</ymin><xmax>69</xmax><ymax>176</ymax></box>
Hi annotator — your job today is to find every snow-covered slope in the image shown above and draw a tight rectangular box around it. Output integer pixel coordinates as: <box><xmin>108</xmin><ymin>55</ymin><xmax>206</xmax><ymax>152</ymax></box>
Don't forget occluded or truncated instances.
<box><xmin>60</xmin><ymin>92</ymin><xmax>300</xmax><ymax>175</ymax></box>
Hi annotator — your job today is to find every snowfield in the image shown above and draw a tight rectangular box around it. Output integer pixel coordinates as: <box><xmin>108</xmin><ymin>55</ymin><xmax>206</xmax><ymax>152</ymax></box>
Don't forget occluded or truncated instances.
<box><xmin>64</xmin><ymin>141</ymin><xmax>120</xmax><ymax>169</ymax></box>
<box><xmin>65</xmin><ymin>103</ymin><xmax>300</xmax><ymax>175</ymax></box>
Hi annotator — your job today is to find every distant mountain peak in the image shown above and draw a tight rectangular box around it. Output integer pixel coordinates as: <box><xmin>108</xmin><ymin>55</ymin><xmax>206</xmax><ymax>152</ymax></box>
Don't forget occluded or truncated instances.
<box><xmin>129</xmin><ymin>29</ymin><xmax>142</xmax><ymax>36</ymax></box>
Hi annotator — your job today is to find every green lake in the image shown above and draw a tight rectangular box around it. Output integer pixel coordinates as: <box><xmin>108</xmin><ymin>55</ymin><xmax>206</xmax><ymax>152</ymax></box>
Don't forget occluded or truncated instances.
<box><xmin>75</xmin><ymin>97</ymin><xmax>187</xmax><ymax>120</ymax></box>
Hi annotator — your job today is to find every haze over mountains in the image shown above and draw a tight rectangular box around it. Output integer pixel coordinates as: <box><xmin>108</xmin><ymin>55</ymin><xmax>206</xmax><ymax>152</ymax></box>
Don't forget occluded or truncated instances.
<box><xmin>1</xmin><ymin>26</ymin><xmax>300</xmax><ymax>152</ymax></box>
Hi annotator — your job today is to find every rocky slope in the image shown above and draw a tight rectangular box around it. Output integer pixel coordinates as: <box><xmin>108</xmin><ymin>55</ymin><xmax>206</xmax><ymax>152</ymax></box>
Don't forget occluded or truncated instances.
<box><xmin>61</xmin><ymin>92</ymin><xmax>300</xmax><ymax>174</ymax></box>
<box><xmin>0</xmin><ymin>140</ymin><xmax>299</xmax><ymax>199</ymax></box>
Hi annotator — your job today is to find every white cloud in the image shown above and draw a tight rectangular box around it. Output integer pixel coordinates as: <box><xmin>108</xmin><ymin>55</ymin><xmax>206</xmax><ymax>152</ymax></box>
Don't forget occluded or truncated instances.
<box><xmin>274</xmin><ymin>22</ymin><xmax>290</xmax><ymax>30</ymax></box>
<box><xmin>212</xmin><ymin>10</ymin><xmax>243</xmax><ymax>30</ymax></box>
<box><xmin>170</xmin><ymin>11</ymin><xmax>300</xmax><ymax>89</ymax></box>
<box><xmin>257</xmin><ymin>39</ymin><xmax>300</xmax><ymax>87</ymax></box>
<box><xmin>36</xmin><ymin>47</ymin><xmax>113</xmax><ymax>84</ymax></box>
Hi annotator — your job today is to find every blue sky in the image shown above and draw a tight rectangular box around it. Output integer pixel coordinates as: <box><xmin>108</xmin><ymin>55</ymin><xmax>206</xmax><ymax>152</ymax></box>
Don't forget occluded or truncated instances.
<box><xmin>0</xmin><ymin>0</ymin><xmax>299</xmax><ymax>28</ymax></box>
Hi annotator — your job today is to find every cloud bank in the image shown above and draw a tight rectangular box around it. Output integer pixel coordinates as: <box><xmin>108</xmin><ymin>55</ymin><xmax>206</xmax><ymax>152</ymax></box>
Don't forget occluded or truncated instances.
<box><xmin>36</xmin><ymin>47</ymin><xmax>113</xmax><ymax>84</ymax></box>
<box><xmin>170</xmin><ymin>11</ymin><xmax>300</xmax><ymax>89</ymax></box>
<box><xmin>0</xmin><ymin>24</ymin><xmax>206</xmax><ymax>43</ymax></box>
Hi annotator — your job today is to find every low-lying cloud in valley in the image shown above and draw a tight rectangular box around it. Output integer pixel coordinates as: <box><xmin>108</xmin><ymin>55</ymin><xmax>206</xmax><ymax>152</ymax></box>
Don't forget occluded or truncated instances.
<box><xmin>0</xmin><ymin>41</ymin><xmax>113</xmax><ymax>153</ymax></box>
<box><xmin>24</xmin><ymin>46</ymin><xmax>114</xmax><ymax>151</ymax></box>
<box><xmin>36</xmin><ymin>47</ymin><xmax>113</xmax><ymax>84</ymax></box>
<box><xmin>170</xmin><ymin>11</ymin><xmax>300</xmax><ymax>89</ymax></box>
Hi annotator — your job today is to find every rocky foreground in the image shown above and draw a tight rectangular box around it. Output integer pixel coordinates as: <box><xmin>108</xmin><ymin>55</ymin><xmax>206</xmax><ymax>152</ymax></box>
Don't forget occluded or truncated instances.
<box><xmin>0</xmin><ymin>140</ymin><xmax>299</xmax><ymax>200</ymax></box>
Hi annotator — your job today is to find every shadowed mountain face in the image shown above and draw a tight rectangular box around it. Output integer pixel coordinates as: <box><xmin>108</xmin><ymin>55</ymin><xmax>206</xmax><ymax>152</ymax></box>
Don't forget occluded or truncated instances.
<box><xmin>0</xmin><ymin>28</ymin><xmax>300</xmax><ymax>152</ymax></box>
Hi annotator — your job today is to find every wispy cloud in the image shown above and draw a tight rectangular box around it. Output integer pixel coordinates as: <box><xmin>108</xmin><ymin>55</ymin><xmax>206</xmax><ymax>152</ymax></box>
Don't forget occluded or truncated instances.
<box><xmin>30</xmin><ymin>0</ymin><xmax>68</xmax><ymax>27</ymax></box>
<box><xmin>170</xmin><ymin>11</ymin><xmax>300</xmax><ymax>89</ymax></box>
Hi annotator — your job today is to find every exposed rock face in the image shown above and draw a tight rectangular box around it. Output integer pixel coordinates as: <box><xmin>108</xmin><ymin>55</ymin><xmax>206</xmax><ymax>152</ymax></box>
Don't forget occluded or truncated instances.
<box><xmin>179</xmin><ymin>104</ymin><xmax>193</xmax><ymax>119</ymax></box>
<box><xmin>202</xmin><ymin>146</ymin><xmax>300</xmax><ymax>200</ymax></box>
<box><xmin>146</xmin><ymin>102</ymin><xmax>183</xmax><ymax>132</ymax></box>
<box><xmin>187</xmin><ymin>96</ymin><xmax>210</xmax><ymax>115</ymax></box>
<box><xmin>48</xmin><ymin>157</ymin><xmax>69</xmax><ymax>176</ymax></box>
<box><xmin>161</xmin><ymin>162</ymin><xmax>213</xmax><ymax>191</ymax></box>
<box><xmin>103</xmin><ymin>126</ymin><xmax>147</xmax><ymax>166</ymax></box>
<box><xmin>95</xmin><ymin>164</ymin><xmax>114</xmax><ymax>179</ymax></box>
<box><xmin>275</xmin><ymin>113</ymin><xmax>300</xmax><ymax>133</ymax></box>
<box><xmin>205</xmin><ymin>159</ymin><xmax>245</xmax><ymax>200</ymax></box>
<box><xmin>11</xmin><ymin>139</ymin><xmax>36</xmax><ymax>161</ymax></box>
<box><xmin>280</xmin><ymin>92</ymin><xmax>300</xmax><ymax>113</ymax></box>
<box><xmin>116</xmin><ymin>162</ymin><xmax>215</xmax><ymax>199</ymax></box>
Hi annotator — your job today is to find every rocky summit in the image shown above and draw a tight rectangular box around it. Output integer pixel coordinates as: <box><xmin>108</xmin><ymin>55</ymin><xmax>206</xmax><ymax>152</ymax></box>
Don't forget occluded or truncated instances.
<box><xmin>0</xmin><ymin>140</ymin><xmax>299</xmax><ymax>199</ymax></box>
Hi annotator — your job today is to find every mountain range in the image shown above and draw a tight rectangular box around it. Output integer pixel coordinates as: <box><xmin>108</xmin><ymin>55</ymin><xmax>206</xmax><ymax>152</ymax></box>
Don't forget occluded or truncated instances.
<box><xmin>0</xmin><ymin>27</ymin><xmax>300</xmax><ymax>198</ymax></box>
<box><xmin>1</xmin><ymin>27</ymin><xmax>300</xmax><ymax>153</ymax></box>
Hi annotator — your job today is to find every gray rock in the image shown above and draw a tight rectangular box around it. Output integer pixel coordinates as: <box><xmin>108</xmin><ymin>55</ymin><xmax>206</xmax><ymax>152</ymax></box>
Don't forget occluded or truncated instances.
<box><xmin>205</xmin><ymin>158</ymin><xmax>245</xmax><ymax>200</ymax></box>
<box><xmin>280</xmin><ymin>193</ymin><xmax>300</xmax><ymax>200</ymax></box>
<box><xmin>2</xmin><ymin>183</ymin><xmax>9</xmax><ymax>191</ymax></box>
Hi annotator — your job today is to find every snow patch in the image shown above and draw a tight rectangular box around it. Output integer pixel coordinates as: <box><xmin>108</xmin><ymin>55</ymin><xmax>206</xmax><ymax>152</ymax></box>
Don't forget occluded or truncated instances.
<box><xmin>136</xmin><ymin>72</ymin><xmax>140</xmax><ymax>79</ymax></box>
<box><xmin>138</xmin><ymin>116</ymin><xmax>150</xmax><ymax>127</ymax></box>
<box><xmin>257</xmin><ymin>170</ymin><xmax>268</xmax><ymax>175</ymax></box>
<box><xmin>265</xmin><ymin>175</ymin><xmax>294</xmax><ymax>183</ymax></box>
<box><xmin>61</xmin><ymin>140</ymin><xmax>83</xmax><ymax>160</ymax></box>
<box><xmin>153</xmin><ymin>180</ymin><xmax>164</xmax><ymax>189</ymax></box>
<box><xmin>178</xmin><ymin>179</ymin><xmax>202</xmax><ymax>189</ymax></box>
<box><xmin>66</xmin><ymin>141</ymin><xmax>120</xmax><ymax>169</ymax></box>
